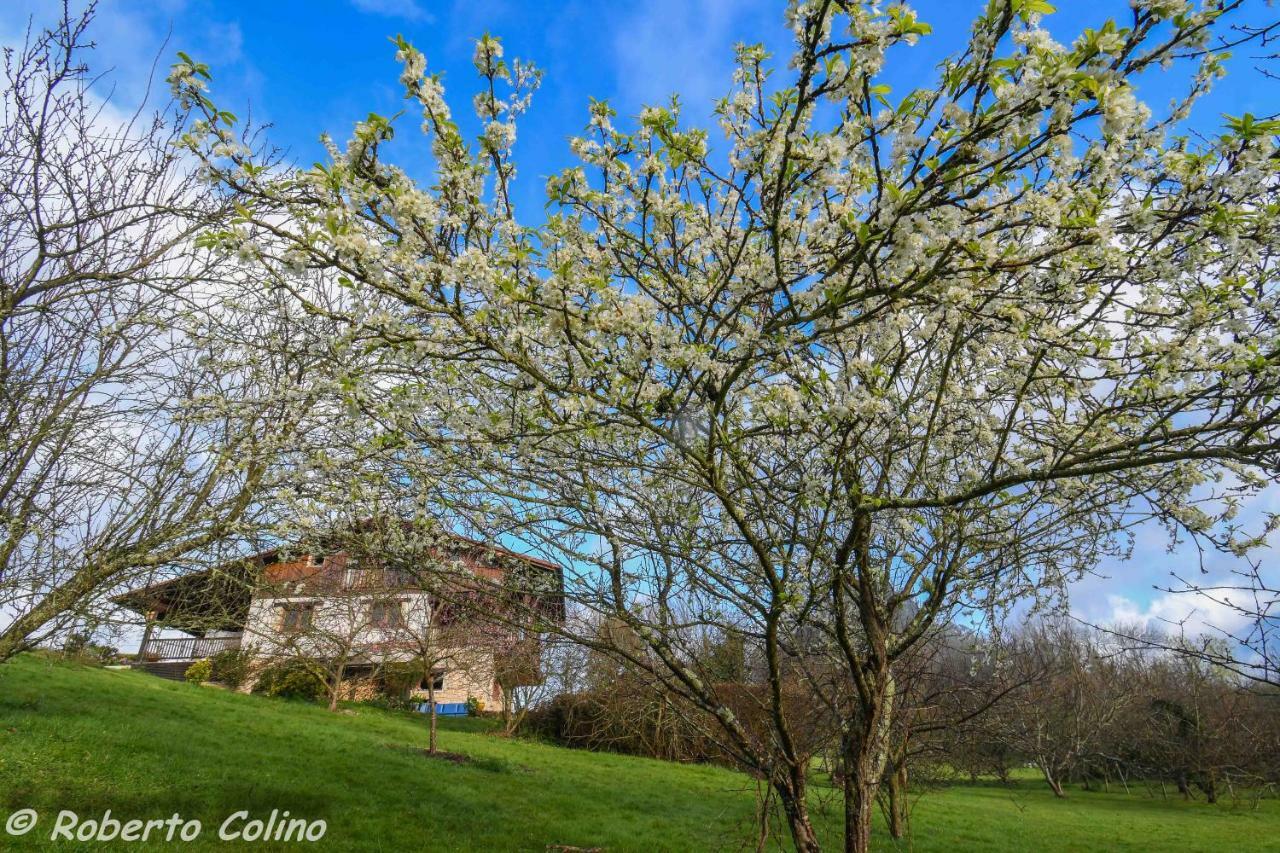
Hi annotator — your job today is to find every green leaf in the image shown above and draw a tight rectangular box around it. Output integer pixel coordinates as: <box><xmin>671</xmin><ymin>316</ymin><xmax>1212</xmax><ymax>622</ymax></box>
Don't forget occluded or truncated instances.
<box><xmin>1014</xmin><ymin>0</ymin><xmax>1056</xmax><ymax>23</ymax></box>
<box><xmin>1225</xmin><ymin>113</ymin><xmax>1280</xmax><ymax>141</ymax></box>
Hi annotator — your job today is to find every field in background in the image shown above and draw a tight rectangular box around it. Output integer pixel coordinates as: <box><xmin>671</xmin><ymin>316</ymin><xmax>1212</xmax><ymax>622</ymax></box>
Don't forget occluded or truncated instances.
<box><xmin>0</xmin><ymin>655</ymin><xmax>1275</xmax><ymax>851</ymax></box>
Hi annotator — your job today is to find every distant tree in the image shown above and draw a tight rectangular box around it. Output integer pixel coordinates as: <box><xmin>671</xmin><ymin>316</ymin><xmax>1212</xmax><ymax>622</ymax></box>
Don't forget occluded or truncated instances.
<box><xmin>990</xmin><ymin>622</ymin><xmax>1136</xmax><ymax>797</ymax></box>
<box><xmin>1131</xmin><ymin>649</ymin><xmax>1255</xmax><ymax>802</ymax></box>
<box><xmin>701</xmin><ymin>629</ymin><xmax>748</xmax><ymax>684</ymax></box>
<box><xmin>874</xmin><ymin>626</ymin><xmax>1041</xmax><ymax>837</ymax></box>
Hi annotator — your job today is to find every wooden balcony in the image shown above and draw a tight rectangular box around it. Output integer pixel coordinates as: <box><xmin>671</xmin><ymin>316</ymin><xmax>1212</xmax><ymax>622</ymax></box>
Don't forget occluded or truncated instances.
<box><xmin>342</xmin><ymin>568</ymin><xmax>416</xmax><ymax>591</ymax></box>
<box><xmin>139</xmin><ymin>633</ymin><xmax>242</xmax><ymax>662</ymax></box>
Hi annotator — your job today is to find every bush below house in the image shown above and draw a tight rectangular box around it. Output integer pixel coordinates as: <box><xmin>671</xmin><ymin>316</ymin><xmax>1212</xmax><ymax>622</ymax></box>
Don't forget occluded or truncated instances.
<box><xmin>377</xmin><ymin>659</ymin><xmax>423</xmax><ymax>699</ymax></box>
<box><xmin>209</xmin><ymin>647</ymin><xmax>253</xmax><ymax>688</ymax></box>
<box><xmin>184</xmin><ymin>658</ymin><xmax>213</xmax><ymax>684</ymax></box>
<box><xmin>251</xmin><ymin>658</ymin><xmax>326</xmax><ymax>701</ymax></box>
<box><xmin>360</xmin><ymin>693</ymin><xmax>417</xmax><ymax>713</ymax></box>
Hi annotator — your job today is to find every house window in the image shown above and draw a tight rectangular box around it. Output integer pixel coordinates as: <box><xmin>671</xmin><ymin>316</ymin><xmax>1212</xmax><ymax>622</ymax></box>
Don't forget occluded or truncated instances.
<box><xmin>369</xmin><ymin>599</ymin><xmax>403</xmax><ymax>629</ymax></box>
<box><xmin>421</xmin><ymin>671</ymin><xmax>445</xmax><ymax>691</ymax></box>
<box><xmin>279</xmin><ymin>603</ymin><xmax>314</xmax><ymax>633</ymax></box>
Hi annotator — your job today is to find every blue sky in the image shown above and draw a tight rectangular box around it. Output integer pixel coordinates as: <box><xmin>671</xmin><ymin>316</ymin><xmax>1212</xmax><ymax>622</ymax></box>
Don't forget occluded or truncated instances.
<box><xmin>2</xmin><ymin>0</ymin><xmax>1275</xmax><ymax>637</ymax></box>
<box><xmin>5</xmin><ymin>0</ymin><xmax>1275</xmax><ymax>214</ymax></box>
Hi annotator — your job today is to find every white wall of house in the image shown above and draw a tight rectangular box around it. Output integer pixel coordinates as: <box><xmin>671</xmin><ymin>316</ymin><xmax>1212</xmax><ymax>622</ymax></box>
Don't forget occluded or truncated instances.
<box><xmin>407</xmin><ymin>648</ymin><xmax>499</xmax><ymax>707</ymax></box>
<box><xmin>241</xmin><ymin>590</ymin><xmax>498</xmax><ymax>706</ymax></box>
<box><xmin>243</xmin><ymin>590</ymin><xmax>432</xmax><ymax>657</ymax></box>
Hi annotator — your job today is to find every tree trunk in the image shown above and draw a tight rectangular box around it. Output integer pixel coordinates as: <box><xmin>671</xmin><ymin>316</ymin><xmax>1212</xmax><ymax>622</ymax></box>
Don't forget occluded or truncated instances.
<box><xmin>1198</xmin><ymin>773</ymin><xmax>1218</xmax><ymax>804</ymax></box>
<box><xmin>0</xmin><ymin>563</ymin><xmax>112</xmax><ymax>664</ymax></box>
<box><xmin>844</xmin><ymin>763</ymin><xmax>875</xmax><ymax>853</ymax></box>
<box><xmin>1041</xmin><ymin>764</ymin><xmax>1066</xmax><ymax>798</ymax></box>
<box><xmin>887</xmin><ymin>759</ymin><xmax>908</xmax><ymax>840</ymax></box>
<box><xmin>327</xmin><ymin>661</ymin><xmax>346</xmax><ymax>712</ymax></box>
<box><xmin>841</xmin><ymin>670</ymin><xmax>896</xmax><ymax>853</ymax></box>
<box><xmin>427</xmin><ymin>680</ymin><xmax>438</xmax><ymax>754</ymax></box>
<box><xmin>777</xmin><ymin>768</ymin><xmax>821</xmax><ymax>853</ymax></box>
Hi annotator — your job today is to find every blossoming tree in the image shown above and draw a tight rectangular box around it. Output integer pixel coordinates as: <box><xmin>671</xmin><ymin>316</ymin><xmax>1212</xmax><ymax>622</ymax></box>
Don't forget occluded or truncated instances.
<box><xmin>175</xmin><ymin>1</ymin><xmax>1280</xmax><ymax>849</ymax></box>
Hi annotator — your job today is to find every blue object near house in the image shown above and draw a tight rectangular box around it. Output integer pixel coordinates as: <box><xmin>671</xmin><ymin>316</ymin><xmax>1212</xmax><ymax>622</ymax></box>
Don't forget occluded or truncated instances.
<box><xmin>416</xmin><ymin>702</ymin><xmax>467</xmax><ymax>716</ymax></box>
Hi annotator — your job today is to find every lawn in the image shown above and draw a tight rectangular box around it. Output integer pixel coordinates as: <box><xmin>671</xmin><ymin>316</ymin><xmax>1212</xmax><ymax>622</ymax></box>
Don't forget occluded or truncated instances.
<box><xmin>0</xmin><ymin>654</ymin><xmax>1275</xmax><ymax>851</ymax></box>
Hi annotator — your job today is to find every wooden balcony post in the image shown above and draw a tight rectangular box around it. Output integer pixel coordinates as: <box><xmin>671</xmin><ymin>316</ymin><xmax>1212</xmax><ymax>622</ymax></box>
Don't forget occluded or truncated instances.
<box><xmin>138</xmin><ymin>610</ymin><xmax>157</xmax><ymax>659</ymax></box>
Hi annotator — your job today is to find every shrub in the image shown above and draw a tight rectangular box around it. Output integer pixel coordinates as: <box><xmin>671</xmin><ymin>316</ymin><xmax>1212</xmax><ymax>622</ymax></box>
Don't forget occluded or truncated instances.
<box><xmin>519</xmin><ymin>678</ymin><xmax>824</xmax><ymax>768</ymax></box>
<box><xmin>466</xmin><ymin>696</ymin><xmax>485</xmax><ymax>716</ymax></box>
<box><xmin>76</xmin><ymin>644</ymin><xmax>118</xmax><ymax>665</ymax></box>
<box><xmin>364</xmin><ymin>694</ymin><xmax>415</xmax><ymax>712</ymax></box>
<box><xmin>184</xmin><ymin>658</ymin><xmax>213</xmax><ymax>684</ymax></box>
<box><xmin>61</xmin><ymin>631</ymin><xmax>93</xmax><ymax>656</ymax></box>
<box><xmin>209</xmin><ymin>648</ymin><xmax>253</xmax><ymax>688</ymax></box>
<box><xmin>379</xmin><ymin>660</ymin><xmax>423</xmax><ymax>698</ymax></box>
<box><xmin>251</xmin><ymin>659</ymin><xmax>326</xmax><ymax>702</ymax></box>
<box><xmin>61</xmin><ymin>632</ymin><xmax>117</xmax><ymax>666</ymax></box>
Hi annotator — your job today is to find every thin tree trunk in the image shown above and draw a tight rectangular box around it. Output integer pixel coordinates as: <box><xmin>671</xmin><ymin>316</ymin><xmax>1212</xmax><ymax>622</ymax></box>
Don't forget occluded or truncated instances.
<box><xmin>887</xmin><ymin>759</ymin><xmax>908</xmax><ymax>840</ymax></box>
<box><xmin>754</xmin><ymin>779</ymin><xmax>773</xmax><ymax>853</ymax></box>
<box><xmin>1041</xmin><ymin>764</ymin><xmax>1066</xmax><ymax>798</ymax></box>
<box><xmin>328</xmin><ymin>660</ymin><xmax>347</xmax><ymax>712</ymax></box>
<box><xmin>427</xmin><ymin>679</ymin><xmax>438</xmax><ymax>754</ymax></box>
<box><xmin>777</xmin><ymin>767</ymin><xmax>821</xmax><ymax>853</ymax></box>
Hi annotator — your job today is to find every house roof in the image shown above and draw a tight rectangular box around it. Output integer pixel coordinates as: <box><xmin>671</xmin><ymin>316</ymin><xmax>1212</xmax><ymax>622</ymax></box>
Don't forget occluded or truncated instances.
<box><xmin>112</xmin><ymin>561</ymin><xmax>257</xmax><ymax>633</ymax></box>
<box><xmin>113</xmin><ymin>528</ymin><xmax>565</xmax><ymax>626</ymax></box>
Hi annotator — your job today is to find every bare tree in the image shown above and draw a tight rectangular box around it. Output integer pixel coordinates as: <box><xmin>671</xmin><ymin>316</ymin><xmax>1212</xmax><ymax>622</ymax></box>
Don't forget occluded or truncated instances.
<box><xmin>0</xmin><ymin>3</ymin><xmax>314</xmax><ymax>663</ymax></box>
<box><xmin>871</xmin><ymin>626</ymin><xmax>1041</xmax><ymax>837</ymax></box>
<box><xmin>983</xmin><ymin>622</ymin><xmax>1131</xmax><ymax>798</ymax></box>
<box><xmin>390</xmin><ymin>587</ymin><xmax>494</xmax><ymax>752</ymax></box>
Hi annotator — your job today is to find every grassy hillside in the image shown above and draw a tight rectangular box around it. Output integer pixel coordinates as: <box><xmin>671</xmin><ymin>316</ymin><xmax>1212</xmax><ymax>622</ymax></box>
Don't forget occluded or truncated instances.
<box><xmin>0</xmin><ymin>655</ymin><xmax>1276</xmax><ymax>851</ymax></box>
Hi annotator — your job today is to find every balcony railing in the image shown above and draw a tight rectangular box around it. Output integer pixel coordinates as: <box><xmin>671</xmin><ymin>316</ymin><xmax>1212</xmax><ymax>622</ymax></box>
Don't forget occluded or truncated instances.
<box><xmin>140</xmin><ymin>634</ymin><xmax>242</xmax><ymax>661</ymax></box>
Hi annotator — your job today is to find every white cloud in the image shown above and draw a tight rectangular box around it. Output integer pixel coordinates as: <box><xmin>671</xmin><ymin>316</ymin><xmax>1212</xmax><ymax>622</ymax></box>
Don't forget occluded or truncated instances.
<box><xmin>0</xmin><ymin>1</ymin><xmax>249</xmax><ymax>115</ymax></box>
<box><xmin>609</xmin><ymin>0</ymin><xmax>769</xmax><ymax>119</ymax></box>
<box><xmin>349</xmin><ymin>0</ymin><xmax>435</xmax><ymax>22</ymax></box>
<box><xmin>1097</xmin><ymin>587</ymin><xmax>1255</xmax><ymax>641</ymax></box>
<box><xmin>1068</xmin><ymin>474</ymin><xmax>1280</xmax><ymax>641</ymax></box>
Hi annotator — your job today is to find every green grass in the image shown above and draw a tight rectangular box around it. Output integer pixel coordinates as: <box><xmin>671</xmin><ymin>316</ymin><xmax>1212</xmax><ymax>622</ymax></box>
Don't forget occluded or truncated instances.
<box><xmin>0</xmin><ymin>655</ymin><xmax>1275</xmax><ymax>851</ymax></box>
